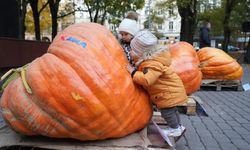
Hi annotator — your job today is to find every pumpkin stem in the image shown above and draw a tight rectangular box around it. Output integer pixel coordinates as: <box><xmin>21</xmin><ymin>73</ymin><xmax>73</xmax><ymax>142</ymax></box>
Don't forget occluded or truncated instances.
<box><xmin>0</xmin><ymin>64</ymin><xmax>32</xmax><ymax>94</ymax></box>
<box><xmin>1</xmin><ymin>69</ymin><xmax>14</xmax><ymax>81</ymax></box>
<box><xmin>20</xmin><ymin>67</ymin><xmax>32</xmax><ymax>94</ymax></box>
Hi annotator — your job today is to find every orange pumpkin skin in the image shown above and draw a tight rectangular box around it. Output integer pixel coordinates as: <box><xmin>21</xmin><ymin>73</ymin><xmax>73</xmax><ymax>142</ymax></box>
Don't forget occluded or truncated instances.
<box><xmin>169</xmin><ymin>42</ymin><xmax>202</xmax><ymax>95</ymax></box>
<box><xmin>0</xmin><ymin>23</ymin><xmax>152</xmax><ymax>141</ymax></box>
<box><xmin>197</xmin><ymin>47</ymin><xmax>243</xmax><ymax>80</ymax></box>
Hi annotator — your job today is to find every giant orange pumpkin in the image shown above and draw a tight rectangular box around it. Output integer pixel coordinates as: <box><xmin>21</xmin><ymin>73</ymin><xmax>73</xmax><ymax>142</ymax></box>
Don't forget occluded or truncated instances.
<box><xmin>0</xmin><ymin>23</ymin><xmax>152</xmax><ymax>141</ymax></box>
<box><xmin>197</xmin><ymin>47</ymin><xmax>243</xmax><ymax>80</ymax></box>
<box><xmin>169</xmin><ymin>42</ymin><xmax>202</xmax><ymax>95</ymax></box>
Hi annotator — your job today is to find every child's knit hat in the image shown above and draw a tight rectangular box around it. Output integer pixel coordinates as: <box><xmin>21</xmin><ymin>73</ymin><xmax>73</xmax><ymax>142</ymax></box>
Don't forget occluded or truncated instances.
<box><xmin>118</xmin><ymin>18</ymin><xmax>139</xmax><ymax>36</ymax></box>
<box><xmin>130</xmin><ymin>30</ymin><xmax>158</xmax><ymax>58</ymax></box>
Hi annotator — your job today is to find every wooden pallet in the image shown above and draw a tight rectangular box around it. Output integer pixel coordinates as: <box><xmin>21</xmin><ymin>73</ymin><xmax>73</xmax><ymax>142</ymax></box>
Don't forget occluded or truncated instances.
<box><xmin>201</xmin><ymin>79</ymin><xmax>243</xmax><ymax>91</ymax></box>
<box><xmin>178</xmin><ymin>96</ymin><xmax>196</xmax><ymax>115</ymax></box>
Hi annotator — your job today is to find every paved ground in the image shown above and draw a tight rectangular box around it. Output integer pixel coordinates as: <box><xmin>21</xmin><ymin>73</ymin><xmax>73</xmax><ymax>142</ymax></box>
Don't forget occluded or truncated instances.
<box><xmin>176</xmin><ymin>64</ymin><xmax>250</xmax><ymax>150</ymax></box>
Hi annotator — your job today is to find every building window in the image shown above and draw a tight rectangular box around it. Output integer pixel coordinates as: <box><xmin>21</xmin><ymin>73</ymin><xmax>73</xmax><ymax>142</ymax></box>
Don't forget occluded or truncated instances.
<box><xmin>169</xmin><ymin>9</ymin><xmax>174</xmax><ymax>17</ymax></box>
<box><xmin>169</xmin><ymin>21</ymin><xmax>173</xmax><ymax>31</ymax></box>
<box><xmin>158</xmin><ymin>24</ymin><xmax>162</xmax><ymax>30</ymax></box>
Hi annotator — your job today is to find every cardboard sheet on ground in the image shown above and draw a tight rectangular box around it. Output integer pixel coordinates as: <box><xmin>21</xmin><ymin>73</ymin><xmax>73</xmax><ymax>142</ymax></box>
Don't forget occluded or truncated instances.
<box><xmin>243</xmin><ymin>83</ymin><xmax>250</xmax><ymax>91</ymax></box>
<box><xmin>0</xmin><ymin>115</ymin><xmax>170</xmax><ymax>150</ymax></box>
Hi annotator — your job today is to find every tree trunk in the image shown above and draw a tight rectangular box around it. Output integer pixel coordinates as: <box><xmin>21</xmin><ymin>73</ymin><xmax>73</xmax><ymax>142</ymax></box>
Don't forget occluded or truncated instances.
<box><xmin>222</xmin><ymin>0</ymin><xmax>235</xmax><ymax>52</ymax></box>
<box><xmin>93</xmin><ymin>0</ymin><xmax>100</xmax><ymax>23</ymax></box>
<box><xmin>48</xmin><ymin>0</ymin><xmax>60</xmax><ymax>40</ymax></box>
<box><xmin>101</xmin><ymin>10</ymin><xmax>107</xmax><ymax>25</ymax></box>
<box><xmin>85</xmin><ymin>2</ymin><xmax>93</xmax><ymax>22</ymax></box>
<box><xmin>29</xmin><ymin>0</ymin><xmax>41</xmax><ymax>41</ymax></box>
<box><xmin>177</xmin><ymin>0</ymin><xmax>197</xmax><ymax>44</ymax></box>
<box><xmin>245</xmin><ymin>38</ymin><xmax>250</xmax><ymax>63</ymax></box>
<box><xmin>18</xmin><ymin>0</ymin><xmax>28</xmax><ymax>39</ymax></box>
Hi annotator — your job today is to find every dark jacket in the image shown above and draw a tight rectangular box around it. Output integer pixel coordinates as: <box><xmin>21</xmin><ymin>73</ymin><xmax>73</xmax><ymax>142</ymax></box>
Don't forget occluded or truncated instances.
<box><xmin>199</xmin><ymin>27</ymin><xmax>211</xmax><ymax>48</ymax></box>
<box><xmin>120</xmin><ymin>39</ymin><xmax>135</xmax><ymax>66</ymax></box>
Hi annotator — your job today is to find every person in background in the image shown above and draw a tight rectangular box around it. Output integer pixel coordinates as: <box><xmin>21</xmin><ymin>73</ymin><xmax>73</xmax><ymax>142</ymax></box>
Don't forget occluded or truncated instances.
<box><xmin>199</xmin><ymin>21</ymin><xmax>211</xmax><ymax>48</ymax></box>
<box><xmin>126</xmin><ymin>30</ymin><xmax>187</xmax><ymax>137</ymax></box>
<box><xmin>118</xmin><ymin>11</ymin><xmax>139</xmax><ymax>66</ymax></box>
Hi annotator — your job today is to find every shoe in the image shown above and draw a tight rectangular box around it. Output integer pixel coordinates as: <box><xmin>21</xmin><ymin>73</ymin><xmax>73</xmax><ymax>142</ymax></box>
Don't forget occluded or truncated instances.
<box><xmin>163</xmin><ymin>125</ymin><xmax>186</xmax><ymax>137</ymax></box>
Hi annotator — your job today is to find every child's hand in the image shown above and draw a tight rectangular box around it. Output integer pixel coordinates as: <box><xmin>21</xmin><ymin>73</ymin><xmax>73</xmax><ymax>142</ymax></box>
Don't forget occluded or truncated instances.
<box><xmin>126</xmin><ymin>64</ymin><xmax>135</xmax><ymax>74</ymax></box>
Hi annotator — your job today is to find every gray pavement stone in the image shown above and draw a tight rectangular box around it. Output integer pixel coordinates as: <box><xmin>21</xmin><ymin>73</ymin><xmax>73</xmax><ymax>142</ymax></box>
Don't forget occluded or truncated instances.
<box><xmin>200</xmin><ymin>136</ymin><xmax>220</xmax><ymax>149</ymax></box>
<box><xmin>220</xmin><ymin>143</ymin><xmax>238</xmax><ymax>150</ymax></box>
<box><xmin>223</xmin><ymin>129</ymin><xmax>242</xmax><ymax>139</ymax></box>
<box><xmin>241</xmin><ymin>108</ymin><xmax>250</xmax><ymax>113</ymax></box>
<box><xmin>202</xmin><ymin>120</ymin><xmax>222</xmax><ymax>133</ymax></box>
<box><xmin>200</xmin><ymin>116</ymin><xmax>212</xmax><ymax>121</ymax></box>
<box><xmin>220</xmin><ymin>114</ymin><xmax>235</xmax><ymax>121</ymax></box>
<box><xmin>232</xmin><ymin>126</ymin><xmax>250</xmax><ymax>135</ymax></box>
<box><xmin>204</xmin><ymin>108</ymin><xmax>219</xmax><ymax>116</ymax></box>
<box><xmin>195</xmin><ymin>129</ymin><xmax>212</xmax><ymax>137</ymax></box>
<box><xmin>222</xmin><ymin>108</ymin><xmax>236</xmax><ymax>113</ymax></box>
<box><xmin>234</xmin><ymin>117</ymin><xmax>249</xmax><ymax>124</ymax></box>
<box><xmin>183</xmin><ymin>122</ymin><xmax>196</xmax><ymax>133</ymax></box>
<box><xmin>187</xmin><ymin>140</ymin><xmax>206</xmax><ymax>150</ymax></box>
<box><xmin>212</xmin><ymin>133</ymin><xmax>231</xmax><ymax>144</ymax></box>
<box><xmin>212</xmin><ymin>117</ymin><xmax>226</xmax><ymax>123</ymax></box>
<box><xmin>192</xmin><ymin>122</ymin><xmax>207</xmax><ymax>130</ymax></box>
<box><xmin>226</xmin><ymin>120</ymin><xmax>242</xmax><ymax>127</ymax></box>
<box><xmin>241</xmin><ymin>134</ymin><xmax>250</xmax><ymax>143</ymax></box>
<box><xmin>178</xmin><ymin>135</ymin><xmax>187</xmax><ymax>144</ymax></box>
<box><xmin>206</xmin><ymin>148</ymin><xmax>223</xmax><ymax>150</ymax></box>
<box><xmin>241</xmin><ymin>123</ymin><xmax>250</xmax><ymax>131</ymax></box>
<box><xmin>217</xmin><ymin>122</ymin><xmax>233</xmax><ymax>130</ymax></box>
<box><xmin>229</xmin><ymin>112</ymin><xmax>242</xmax><ymax>119</ymax></box>
<box><xmin>184</xmin><ymin>131</ymin><xmax>200</xmax><ymax>140</ymax></box>
<box><xmin>188</xmin><ymin>146</ymin><xmax>206</xmax><ymax>150</ymax></box>
<box><xmin>242</xmin><ymin>115</ymin><xmax>250</xmax><ymax>121</ymax></box>
<box><xmin>209</xmin><ymin>128</ymin><xmax>224</xmax><ymax>135</ymax></box>
<box><xmin>175</xmin><ymin>144</ymin><xmax>189</xmax><ymax>150</ymax></box>
<box><xmin>175</xmin><ymin>136</ymin><xmax>188</xmax><ymax>150</ymax></box>
<box><xmin>231</xmin><ymin>139</ymin><xmax>250</xmax><ymax>149</ymax></box>
<box><xmin>189</xmin><ymin>116</ymin><xmax>202</xmax><ymax>123</ymax></box>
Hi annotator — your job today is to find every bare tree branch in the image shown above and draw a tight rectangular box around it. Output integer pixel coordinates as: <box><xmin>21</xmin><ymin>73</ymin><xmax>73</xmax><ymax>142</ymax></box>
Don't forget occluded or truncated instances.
<box><xmin>57</xmin><ymin>9</ymin><xmax>88</xmax><ymax>19</ymax></box>
<box><xmin>38</xmin><ymin>1</ymin><xmax>49</xmax><ymax>14</ymax></box>
<box><xmin>85</xmin><ymin>0</ymin><xmax>93</xmax><ymax>22</ymax></box>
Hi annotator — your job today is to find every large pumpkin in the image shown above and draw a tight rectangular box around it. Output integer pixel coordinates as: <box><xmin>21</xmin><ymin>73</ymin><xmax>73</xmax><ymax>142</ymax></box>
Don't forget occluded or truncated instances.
<box><xmin>169</xmin><ymin>42</ymin><xmax>202</xmax><ymax>95</ymax></box>
<box><xmin>0</xmin><ymin>23</ymin><xmax>152</xmax><ymax>141</ymax></box>
<box><xmin>197</xmin><ymin>47</ymin><xmax>243</xmax><ymax>80</ymax></box>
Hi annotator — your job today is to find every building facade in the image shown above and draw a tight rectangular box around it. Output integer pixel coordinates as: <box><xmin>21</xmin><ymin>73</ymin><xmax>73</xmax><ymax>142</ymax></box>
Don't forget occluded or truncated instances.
<box><xmin>137</xmin><ymin>0</ymin><xmax>182</xmax><ymax>44</ymax></box>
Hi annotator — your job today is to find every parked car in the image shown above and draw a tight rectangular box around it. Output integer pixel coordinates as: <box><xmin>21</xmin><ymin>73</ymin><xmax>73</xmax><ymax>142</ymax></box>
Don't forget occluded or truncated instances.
<box><xmin>228</xmin><ymin>45</ymin><xmax>240</xmax><ymax>51</ymax></box>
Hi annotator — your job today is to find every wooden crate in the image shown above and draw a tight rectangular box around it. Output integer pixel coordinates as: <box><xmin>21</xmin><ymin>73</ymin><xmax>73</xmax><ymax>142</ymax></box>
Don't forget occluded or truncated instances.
<box><xmin>201</xmin><ymin>79</ymin><xmax>243</xmax><ymax>91</ymax></box>
<box><xmin>153</xmin><ymin>96</ymin><xmax>197</xmax><ymax>116</ymax></box>
<box><xmin>177</xmin><ymin>97</ymin><xmax>196</xmax><ymax>115</ymax></box>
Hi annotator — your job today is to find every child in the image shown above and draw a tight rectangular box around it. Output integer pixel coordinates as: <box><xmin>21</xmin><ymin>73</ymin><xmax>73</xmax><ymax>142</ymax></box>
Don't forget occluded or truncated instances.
<box><xmin>118</xmin><ymin>11</ymin><xmax>139</xmax><ymax>66</ymax></box>
<box><xmin>127</xmin><ymin>30</ymin><xmax>187</xmax><ymax>137</ymax></box>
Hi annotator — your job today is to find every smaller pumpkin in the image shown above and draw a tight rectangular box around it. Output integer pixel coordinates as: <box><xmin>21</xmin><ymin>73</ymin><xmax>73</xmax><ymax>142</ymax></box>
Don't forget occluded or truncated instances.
<box><xmin>197</xmin><ymin>47</ymin><xmax>243</xmax><ymax>80</ymax></box>
<box><xmin>169</xmin><ymin>42</ymin><xmax>202</xmax><ymax>95</ymax></box>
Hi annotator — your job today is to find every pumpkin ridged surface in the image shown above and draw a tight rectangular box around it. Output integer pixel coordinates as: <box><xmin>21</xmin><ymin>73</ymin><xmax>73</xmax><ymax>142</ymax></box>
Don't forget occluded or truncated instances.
<box><xmin>197</xmin><ymin>47</ymin><xmax>243</xmax><ymax>80</ymax></box>
<box><xmin>169</xmin><ymin>42</ymin><xmax>202</xmax><ymax>95</ymax></box>
<box><xmin>0</xmin><ymin>23</ymin><xmax>152</xmax><ymax>141</ymax></box>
